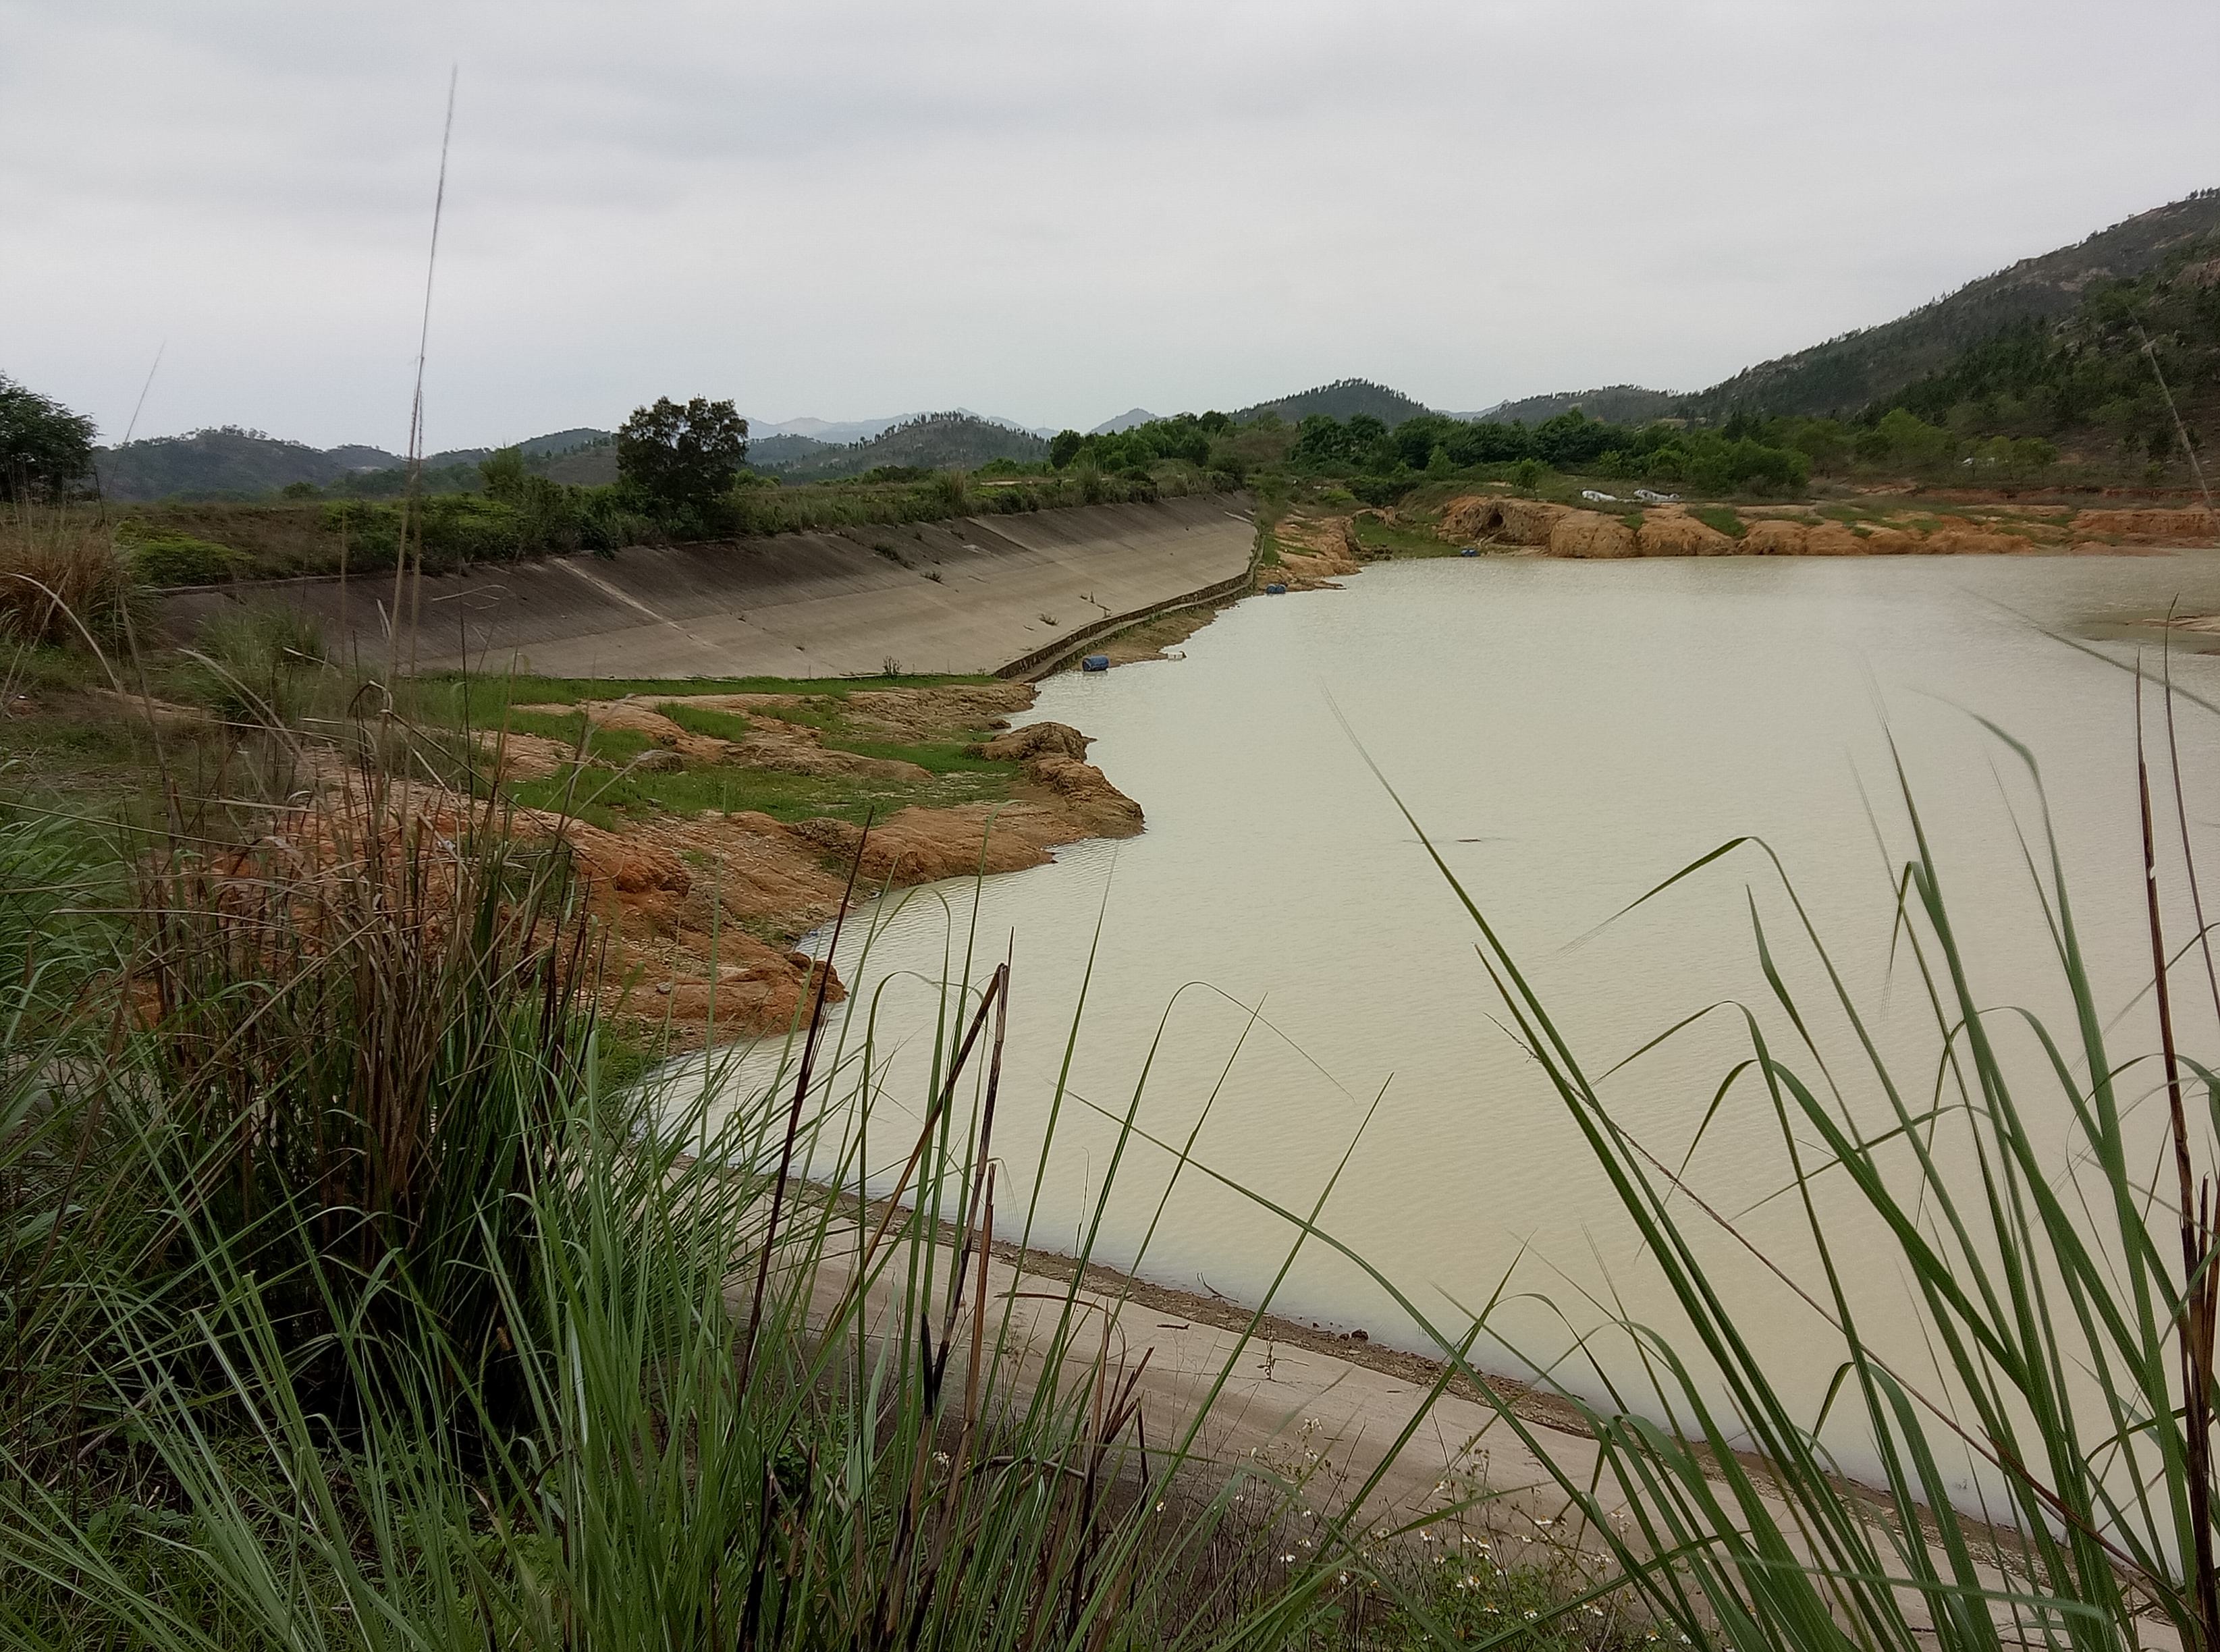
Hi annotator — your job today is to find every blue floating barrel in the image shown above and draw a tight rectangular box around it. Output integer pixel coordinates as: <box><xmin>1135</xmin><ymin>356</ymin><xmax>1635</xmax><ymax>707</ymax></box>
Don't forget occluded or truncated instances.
<box><xmin>1081</xmin><ymin>654</ymin><xmax>1110</xmax><ymax>673</ymax></box>
<box><xmin>1264</xmin><ymin>582</ymin><xmax>1288</xmax><ymax>595</ymax></box>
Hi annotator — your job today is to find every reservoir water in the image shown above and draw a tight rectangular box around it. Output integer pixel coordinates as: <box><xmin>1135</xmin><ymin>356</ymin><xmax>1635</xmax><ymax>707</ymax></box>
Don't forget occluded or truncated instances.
<box><xmin>699</xmin><ymin>551</ymin><xmax>2220</xmax><ymax>1477</ymax></box>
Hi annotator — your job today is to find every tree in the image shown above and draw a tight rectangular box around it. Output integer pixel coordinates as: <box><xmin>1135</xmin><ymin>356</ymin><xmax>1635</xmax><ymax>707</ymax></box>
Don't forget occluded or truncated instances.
<box><xmin>616</xmin><ymin>397</ymin><xmax>747</xmax><ymax>513</ymax></box>
<box><xmin>0</xmin><ymin>375</ymin><xmax>96</xmax><ymax>503</ymax></box>
<box><xmin>479</xmin><ymin>444</ymin><xmax>528</xmax><ymax>499</ymax></box>
<box><xmin>2012</xmin><ymin>435</ymin><xmax>2059</xmax><ymax>476</ymax></box>
<box><xmin>1873</xmin><ymin>406</ymin><xmax>1954</xmax><ymax>470</ymax></box>
<box><xmin>1048</xmin><ymin>429</ymin><xmax>1083</xmax><ymax>469</ymax></box>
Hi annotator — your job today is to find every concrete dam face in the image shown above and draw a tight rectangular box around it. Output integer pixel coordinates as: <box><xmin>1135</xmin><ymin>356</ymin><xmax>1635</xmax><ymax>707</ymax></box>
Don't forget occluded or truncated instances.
<box><xmin>161</xmin><ymin>494</ymin><xmax>1255</xmax><ymax>680</ymax></box>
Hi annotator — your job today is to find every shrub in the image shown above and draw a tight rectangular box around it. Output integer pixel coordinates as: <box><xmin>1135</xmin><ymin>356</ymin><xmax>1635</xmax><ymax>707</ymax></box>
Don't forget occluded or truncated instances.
<box><xmin>319</xmin><ymin>496</ymin><xmax>529</xmax><ymax>572</ymax></box>
<box><xmin>121</xmin><ymin>528</ymin><xmax>251</xmax><ymax>586</ymax></box>
<box><xmin>931</xmin><ymin>469</ymin><xmax>974</xmax><ymax>514</ymax></box>
<box><xmin>0</xmin><ymin>509</ymin><xmax>137</xmax><ymax>644</ymax></box>
<box><xmin>419</xmin><ymin>494</ymin><xmax>525</xmax><ymax>565</ymax></box>
<box><xmin>321</xmin><ymin>498</ymin><xmax>404</xmax><ymax>564</ymax></box>
<box><xmin>183</xmin><ymin>603</ymin><xmax>328</xmax><ymax>722</ymax></box>
<box><xmin>1351</xmin><ymin>475</ymin><xmax>1415</xmax><ymax>507</ymax></box>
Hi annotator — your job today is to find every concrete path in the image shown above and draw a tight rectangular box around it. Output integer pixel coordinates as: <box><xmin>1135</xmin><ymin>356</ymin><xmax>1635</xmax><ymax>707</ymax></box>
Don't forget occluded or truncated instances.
<box><xmin>161</xmin><ymin>494</ymin><xmax>1255</xmax><ymax>680</ymax></box>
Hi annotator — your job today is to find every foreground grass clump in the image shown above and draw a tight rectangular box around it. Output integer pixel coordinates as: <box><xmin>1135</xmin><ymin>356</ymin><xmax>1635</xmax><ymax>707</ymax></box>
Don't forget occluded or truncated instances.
<box><xmin>0</xmin><ymin>505</ymin><xmax>139</xmax><ymax>646</ymax></box>
<box><xmin>0</xmin><ymin>734</ymin><xmax>1351</xmax><ymax>1647</ymax></box>
<box><xmin>1322</xmin><ymin>686</ymin><xmax>2220</xmax><ymax>1652</ymax></box>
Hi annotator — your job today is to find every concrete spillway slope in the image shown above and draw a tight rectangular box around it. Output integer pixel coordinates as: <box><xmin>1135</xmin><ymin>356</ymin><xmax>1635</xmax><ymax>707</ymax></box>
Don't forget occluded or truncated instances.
<box><xmin>161</xmin><ymin>494</ymin><xmax>1254</xmax><ymax>679</ymax></box>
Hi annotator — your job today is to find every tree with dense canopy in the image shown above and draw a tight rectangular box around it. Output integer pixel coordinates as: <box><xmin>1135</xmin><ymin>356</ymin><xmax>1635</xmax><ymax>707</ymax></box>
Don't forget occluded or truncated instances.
<box><xmin>616</xmin><ymin>396</ymin><xmax>748</xmax><ymax>514</ymax></box>
<box><xmin>0</xmin><ymin>375</ymin><xmax>95</xmax><ymax>503</ymax></box>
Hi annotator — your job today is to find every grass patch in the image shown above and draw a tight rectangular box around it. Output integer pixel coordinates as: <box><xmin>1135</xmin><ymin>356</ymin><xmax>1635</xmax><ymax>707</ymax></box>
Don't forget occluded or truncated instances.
<box><xmin>417</xmin><ymin>670</ymin><xmax>999</xmax><ymax>729</ymax></box>
<box><xmin>1687</xmin><ymin>503</ymin><xmax>1745</xmax><ymax>538</ymax></box>
<box><xmin>655</xmin><ymin>700</ymin><xmax>753</xmax><ymax>742</ymax></box>
<box><xmin>831</xmin><ymin>736</ymin><xmax>1010</xmax><ymax>775</ymax></box>
<box><xmin>508</xmin><ymin>768</ymin><xmax>950</xmax><ymax>830</ymax></box>
<box><xmin>1349</xmin><ymin>515</ymin><xmax>1458</xmax><ymax>557</ymax></box>
<box><xmin>495</xmin><ymin>696</ymin><xmax>1023</xmax><ymax>827</ymax></box>
<box><xmin>495</xmin><ymin>708</ymin><xmax>653</xmax><ymax>767</ymax></box>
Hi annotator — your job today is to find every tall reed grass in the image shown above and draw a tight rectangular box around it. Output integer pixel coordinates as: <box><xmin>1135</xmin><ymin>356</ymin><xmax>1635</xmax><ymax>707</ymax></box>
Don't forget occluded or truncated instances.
<box><xmin>0</xmin><ymin>505</ymin><xmax>138</xmax><ymax>646</ymax></box>
<box><xmin>0</xmin><ymin>683</ymin><xmax>1355</xmax><ymax>1648</ymax></box>
<box><xmin>1298</xmin><ymin>691</ymin><xmax>2220</xmax><ymax>1651</ymax></box>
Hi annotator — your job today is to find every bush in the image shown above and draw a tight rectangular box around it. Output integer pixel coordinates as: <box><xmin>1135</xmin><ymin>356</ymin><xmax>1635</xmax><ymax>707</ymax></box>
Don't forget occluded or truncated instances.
<box><xmin>320</xmin><ymin>496</ymin><xmax>530</xmax><ymax>572</ymax></box>
<box><xmin>420</xmin><ymin>494</ymin><xmax>525</xmax><ymax>564</ymax></box>
<box><xmin>321</xmin><ymin>498</ymin><xmax>404</xmax><ymax>564</ymax></box>
<box><xmin>931</xmin><ymin>469</ymin><xmax>974</xmax><ymax>514</ymax></box>
<box><xmin>0</xmin><ymin>510</ymin><xmax>138</xmax><ymax>644</ymax></box>
<box><xmin>183</xmin><ymin>603</ymin><xmax>328</xmax><ymax>722</ymax></box>
<box><xmin>1351</xmin><ymin>474</ymin><xmax>1417</xmax><ymax>507</ymax></box>
<box><xmin>121</xmin><ymin>528</ymin><xmax>251</xmax><ymax>586</ymax></box>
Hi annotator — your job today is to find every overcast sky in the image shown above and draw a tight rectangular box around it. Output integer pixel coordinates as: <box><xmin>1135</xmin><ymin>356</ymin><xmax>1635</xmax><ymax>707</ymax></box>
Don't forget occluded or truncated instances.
<box><xmin>5</xmin><ymin>1</ymin><xmax>2216</xmax><ymax>451</ymax></box>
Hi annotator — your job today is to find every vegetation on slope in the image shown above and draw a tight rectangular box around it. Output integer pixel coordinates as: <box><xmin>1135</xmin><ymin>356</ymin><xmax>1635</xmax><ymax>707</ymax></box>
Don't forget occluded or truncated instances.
<box><xmin>1233</xmin><ymin>377</ymin><xmax>1433</xmax><ymax>426</ymax></box>
<box><xmin>1870</xmin><ymin>233</ymin><xmax>2220</xmax><ymax>468</ymax></box>
<box><xmin>1473</xmin><ymin>386</ymin><xmax>1682</xmax><ymax>426</ymax></box>
<box><xmin>88</xmin><ymin>424</ymin><xmax>621</xmax><ymax>503</ymax></box>
<box><xmin>765</xmin><ymin>411</ymin><xmax>1049</xmax><ymax>481</ymax></box>
<box><xmin>1681</xmin><ymin>189</ymin><xmax>2220</xmax><ymax>420</ymax></box>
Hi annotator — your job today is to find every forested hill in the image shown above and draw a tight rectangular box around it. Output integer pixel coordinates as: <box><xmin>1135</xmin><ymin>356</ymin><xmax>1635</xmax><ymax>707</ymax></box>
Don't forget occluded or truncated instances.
<box><xmin>1683</xmin><ymin>190</ymin><xmax>2220</xmax><ymax>420</ymax></box>
<box><xmin>763</xmin><ymin>412</ymin><xmax>1046</xmax><ymax>480</ymax></box>
<box><xmin>1866</xmin><ymin>229</ymin><xmax>2220</xmax><ymax>465</ymax></box>
<box><xmin>94</xmin><ymin>429</ymin><xmax>400</xmax><ymax>500</ymax></box>
<box><xmin>1233</xmin><ymin>378</ymin><xmax>1430</xmax><ymax>424</ymax></box>
<box><xmin>94</xmin><ymin>427</ymin><xmax>614</xmax><ymax>501</ymax></box>
<box><xmin>1475</xmin><ymin>385</ymin><xmax>1680</xmax><ymax>426</ymax></box>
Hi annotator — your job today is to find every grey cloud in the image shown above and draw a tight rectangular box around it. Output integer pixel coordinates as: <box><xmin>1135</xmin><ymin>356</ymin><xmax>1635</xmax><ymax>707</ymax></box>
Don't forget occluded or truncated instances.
<box><xmin>4</xmin><ymin>0</ymin><xmax>2214</xmax><ymax>449</ymax></box>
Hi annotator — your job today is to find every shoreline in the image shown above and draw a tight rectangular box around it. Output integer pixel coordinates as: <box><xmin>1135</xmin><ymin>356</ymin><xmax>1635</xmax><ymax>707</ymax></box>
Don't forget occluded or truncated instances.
<box><xmin>792</xmin><ymin>1176</ymin><xmax>2035</xmax><ymax>1591</ymax></box>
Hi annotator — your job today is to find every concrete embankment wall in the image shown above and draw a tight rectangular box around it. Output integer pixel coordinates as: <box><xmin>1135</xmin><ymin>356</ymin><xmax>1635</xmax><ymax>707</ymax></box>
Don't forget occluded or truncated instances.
<box><xmin>160</xmin><ymin>494</ymin><xmax>1255</xmax><ymax>679</ymax></box>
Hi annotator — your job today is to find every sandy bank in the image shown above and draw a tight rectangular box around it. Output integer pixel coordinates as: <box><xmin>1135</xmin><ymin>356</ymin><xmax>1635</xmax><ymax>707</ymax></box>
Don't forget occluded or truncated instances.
<box><xmin>510</xmin><ymin>684</ymin><xmax>1147</xmax><ymax>1043</ymax></box>
<box><xmin>1434</xmin><ymin>493</ymin><xmax>2220</xmax><ymax>559</ymax></box>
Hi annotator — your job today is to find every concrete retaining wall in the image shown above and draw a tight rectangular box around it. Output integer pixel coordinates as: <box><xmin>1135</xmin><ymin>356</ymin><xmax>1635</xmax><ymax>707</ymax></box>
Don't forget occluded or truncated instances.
<box><xmin>160</xmin><ymin>493</ymin><xmax>1255</xmax><ymax>680</ymax></box>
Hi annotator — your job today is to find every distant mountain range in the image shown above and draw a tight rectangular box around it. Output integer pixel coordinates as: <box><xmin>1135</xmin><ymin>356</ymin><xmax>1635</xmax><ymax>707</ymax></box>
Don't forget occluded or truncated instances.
<box><xmin>92</xmin><ymin>426</ymin><xmax>617</xmax><ymax>502</ymax></box>
<box><xmin>95</xmin><ymin>410</ymin><xmax>1060</xmax><ymax>500</ymax></box>
<box><xmin>87</xmin><ymin>190</ymin><xmax>2220</xmax><ymax>502</ymax></box>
